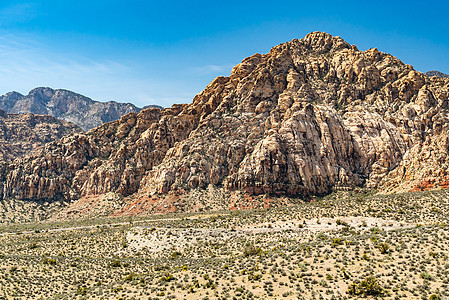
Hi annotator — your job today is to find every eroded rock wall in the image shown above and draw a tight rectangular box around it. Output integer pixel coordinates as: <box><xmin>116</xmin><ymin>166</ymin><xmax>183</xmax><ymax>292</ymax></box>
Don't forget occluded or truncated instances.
<box><xmin>2</xmin><ymin>32</ymin><xmax>449</xmax><ymax>202</ymax></box>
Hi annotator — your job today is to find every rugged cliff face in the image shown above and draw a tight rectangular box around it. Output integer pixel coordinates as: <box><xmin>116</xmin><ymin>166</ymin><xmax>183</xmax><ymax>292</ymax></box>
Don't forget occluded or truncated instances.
<box><xmin>1</xmin><ymin>32</ymin><xmax>449</xmax><ymax>204</ymax></box>
<box><xmin>0</xmin><ymin>87</ymin><xmax>162</xmax><ymax>131</ymax></box>
<box><xmin>0</xmin><ymin>109</ymin><xmax>81</xmax><ymax>162</ymax></box>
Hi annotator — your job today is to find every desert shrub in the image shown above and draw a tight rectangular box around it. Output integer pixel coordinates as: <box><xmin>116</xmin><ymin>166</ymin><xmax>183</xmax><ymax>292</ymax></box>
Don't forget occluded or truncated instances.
<box><xmin>347</xmin><ymin>276</ymin><xmax>383</xmax><ymax>296</ymax></box>
<box><xmin>109</xmin><ymin>259</ymin><xmax>122</xmax><ymax>268</ymax></box>
<box><xmin>160</xmin><ymin>272</ymin><xmax>176</xmax><ymax>282</ymax></box>
<box><xmin>75</xmin><ymin>287</ymin><xmax>88</xmax><ymax>296</ymax></box>
<box><xmin>123</xmin><ymin>273</ymin><xmax>139</xmax><ymax>282</ymax></box>
<box><xmin>248</xmin><ymin>273</ymin><xmax>262</xmax><ymax>281</ymax></box>
<box><xmin>28</xmin><ymin>242</ymin><xmax>38</xmax><ymax>249</ymax></box>
<box><xmin>170</xmin><ymin>251</ymin><xmax>182</xmax><ymax>259</ymax></box>
<box><xmin>154</xmin><ymin>265</ymin><xmax>169</xmax><ymax>271</ymax></box>
<box><xmin>204</xmin><ymin>279</ymin><xmax>215</xmax><ymax>289</ymax></box>
<box><xmin>420</xmin><ymin>272</ymin><xmax>432</xmax><ymax>280</ymax></box>
<box><xmin>336</xmin><ymin>219</ymin><xmax>348</xmax><ymax>226</ymax></box>
<box><xmin>332</xmin><ymin>238</ymin><xmax>344</xmax><ymax>247</ymax></box>
<box><xmin>243</xmin><ymin>245</ymin><xmax>262</xmax><ymax>257</ymax></box>
<box><xmin>377</xmin><ymin>242</ymin><xmax>390</xmax><ymax>254</ymax></box>
<box><xmin>42</xmin><ymin>257</ymin><xmax>57</xmax><ymax>265</ymax></box>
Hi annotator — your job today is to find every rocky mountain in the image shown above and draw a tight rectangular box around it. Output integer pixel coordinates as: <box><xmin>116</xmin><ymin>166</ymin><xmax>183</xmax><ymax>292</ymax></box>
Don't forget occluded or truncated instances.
<box><xmin>1</xmin><ymin>32</ymin><xmax>449</xmax><ymax>209</ymax></box>
<box><xmin>0</xmin><ymin>87</ymin><xmax>162</xmax><ymax>131</ymax></box>
<box><xmin>0</xmin><ymin>109</ymin><xmax>81</xmax><ymax>162</ymax></box>
<box><xmin>426</xmin><ymin>70</ymin><xmax>449</xmax><ymax>78</ymax></box>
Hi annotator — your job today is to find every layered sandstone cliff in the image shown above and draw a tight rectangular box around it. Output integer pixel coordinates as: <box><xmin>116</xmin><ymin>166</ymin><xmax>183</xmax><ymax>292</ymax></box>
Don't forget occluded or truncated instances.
<box><xmin>1</xmin><ymin>32</ymin><xmax>449</xmax><ymax>203</ymax></box>
<box><xmin>0</xmin><ymin>109</ymin><xmax>81</xmax><ymax>162</ymax></box>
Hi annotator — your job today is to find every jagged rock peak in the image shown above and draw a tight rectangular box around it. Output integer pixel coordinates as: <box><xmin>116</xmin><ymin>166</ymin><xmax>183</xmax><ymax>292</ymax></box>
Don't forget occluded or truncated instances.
<box><xmin>3</xmin><ymin>91</ymin><xmax>24</xmax><ymax>99</ymax></box>
<box><xmin>1</xmin><ymin>32</ymin><xmax>449</xmax><ymax>206</ymax></box>
<box><xmin>289</xmin><ymin>31</ymin><xmax>351</xmax><ymax>52</ymax></box>
<box><xmin>28</xmin><ymin>87</ymin><xmax>57</xmax><ymax>97</ymax></box>
<box><xmin>426</xmin><ymin>70</ymin><xmax>449</xmax><ymax>78</ymax></box>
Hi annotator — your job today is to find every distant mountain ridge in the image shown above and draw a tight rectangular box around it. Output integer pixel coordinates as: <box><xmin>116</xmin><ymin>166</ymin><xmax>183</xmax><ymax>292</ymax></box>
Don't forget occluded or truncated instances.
<box><xmin>0</xmin><ymin>87</ymin><xmax>162</xmax><ymax>131</ymax></box>
<box><xmin>425</xmin><ymin>70</ymin><xmax>449</xmax><ymax>78</ymax></box>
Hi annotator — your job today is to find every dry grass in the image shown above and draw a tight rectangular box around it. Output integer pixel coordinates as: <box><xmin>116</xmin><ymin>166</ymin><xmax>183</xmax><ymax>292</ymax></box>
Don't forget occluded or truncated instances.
<box><xmin>0</xmin><ymin>188</ymin><xmax>448</xmax><ymax>299</ymax></box>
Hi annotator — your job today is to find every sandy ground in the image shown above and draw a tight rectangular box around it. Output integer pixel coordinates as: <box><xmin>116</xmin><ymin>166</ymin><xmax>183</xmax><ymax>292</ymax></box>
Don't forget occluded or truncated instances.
<box><xmin>127</xmin><ymin>216</ymin><xmax>414</xmax><ymax>253</ymax></box>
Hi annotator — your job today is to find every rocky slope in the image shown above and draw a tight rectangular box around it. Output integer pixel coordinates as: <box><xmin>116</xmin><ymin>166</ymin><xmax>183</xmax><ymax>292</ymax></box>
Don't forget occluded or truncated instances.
<box><xmin>0</xmin><ymin>109</ymin><xmax>81</xmax><ymax>162</ymax></box>
<box><xmin>425</xmin><ymin>70</ymin><xmax>449</xmax><ymax>78</ymax></box>
<box><xmin>1</xmin><ymin>32</ymin><xmax>449</xmax><ymax>206</ymax></box>
<box><xmin>0</xmin><ymin>87</ymin><xmax>162</xmax><ymax>131</ymax></box>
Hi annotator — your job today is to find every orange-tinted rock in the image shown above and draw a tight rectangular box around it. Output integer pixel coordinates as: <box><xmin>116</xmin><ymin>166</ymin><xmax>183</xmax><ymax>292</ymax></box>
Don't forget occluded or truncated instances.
<box><xmin>2</xmin><ymin>31</ymin><xmax>449</xmax><ymax>205</ymax></box>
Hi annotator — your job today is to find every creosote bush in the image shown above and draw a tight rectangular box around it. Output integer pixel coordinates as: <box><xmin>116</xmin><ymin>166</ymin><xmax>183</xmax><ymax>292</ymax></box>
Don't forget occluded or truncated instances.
<box><xmin>42</xmin><ymin>257</ymin><xmax>57</xmax><ymax>265</ymax></box>
<box><xmin>348</xmin><ymin>276</ymin><xmax>383</xmax><ymax>296</ymax></box>
<box><xmin>377</xmin><ymin>242</ymin><xmax>390</xmax><ymax>254</ymax></box>
<box><xmin>160</xmin><ymin>272</ymin><xmax>176</xmax><ymax>282</ymax></box>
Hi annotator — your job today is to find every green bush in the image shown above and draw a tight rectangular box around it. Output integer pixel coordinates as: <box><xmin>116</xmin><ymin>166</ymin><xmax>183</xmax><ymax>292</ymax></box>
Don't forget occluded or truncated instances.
<box><xmin>332</xmin><ymin>238</ymin><xmax>344</xmax><ymax>247</ymax></box>
<box><xmin>75</xmin><ymin>287</ymin><xmax>88</xmax><ymax>296</ymax></box>
<box><xmin>160</xmin><ymin>272</ymin><xmax>176</xmax><ymax>282</ymax></box>
<box><xmin>420</xmin><ymin>272</ymin><xmax>432</xmax><ymax>280</ymax></box>
<box><xmin>109</xmin><ymin>259</ymin><xmax>122</xmax><ymax>268</ymax></box>
<box><xmin>348</xmin><ymin>276</ymin><xmax>383</xmax><ymax>296</ymax></box>
<box><xmin>42</xmin><ymin>257</ymin><xmax>57</xmax><ymax>265</ymax></box>
<box><xmin>377</xmin><ymin>242</ymin><xmax>390</xmax><ymax>254</ymax></box>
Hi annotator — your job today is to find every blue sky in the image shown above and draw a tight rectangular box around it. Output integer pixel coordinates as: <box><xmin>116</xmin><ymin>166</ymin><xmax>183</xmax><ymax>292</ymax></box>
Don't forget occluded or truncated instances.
<box><xmin>0</xmin><ymin>0</ymin><xmax>447</xmax><ymax>107</ymax></box>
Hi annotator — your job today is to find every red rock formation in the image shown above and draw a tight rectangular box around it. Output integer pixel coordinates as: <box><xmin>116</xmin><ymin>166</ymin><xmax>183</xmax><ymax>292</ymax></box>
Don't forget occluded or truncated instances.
<box><xmin>2</xmin><ymin>32</ymin><xmax>449</xmax><ymax>204</ymax></box>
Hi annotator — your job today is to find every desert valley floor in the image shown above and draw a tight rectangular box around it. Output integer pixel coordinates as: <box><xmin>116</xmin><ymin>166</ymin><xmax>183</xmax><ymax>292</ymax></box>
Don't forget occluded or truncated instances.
<box><xmin>0</xmin><ymin>189</ymin><xmax>448</xmax><ymax>299</ymax></box>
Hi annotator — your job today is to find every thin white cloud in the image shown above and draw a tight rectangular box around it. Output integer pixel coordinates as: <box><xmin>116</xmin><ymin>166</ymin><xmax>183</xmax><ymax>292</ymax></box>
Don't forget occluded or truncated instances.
<box><xmin>0</xmin><ymin>35</ymin><xmax>130</xmax><ymax>75</ymax></box>
<box><xmin>0</xmin><ymin>36</ymin><xmax>154</xmax><ymax>103</ymax></box>
<box><xmin>191</xmin><ymin>64</ymin><xmax>233</xmax><ymax>75</ymax></box>
<box><xmin>0</xmin><ymin>34</ymin><xmax>207</xmax><ymax>108</ymax></box>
